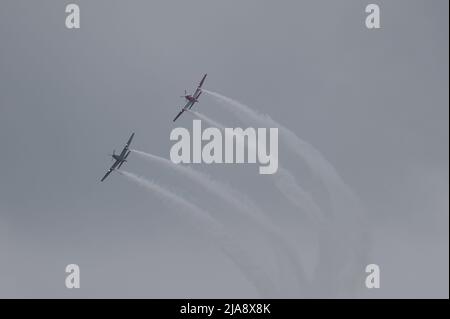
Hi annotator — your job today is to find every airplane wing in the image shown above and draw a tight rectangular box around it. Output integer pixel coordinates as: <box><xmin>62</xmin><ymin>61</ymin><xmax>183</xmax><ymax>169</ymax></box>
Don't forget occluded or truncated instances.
<box><xmin>192</xmin><ymin>74</ymin><xmax>207</xmax><ymax>102</ymax></box>
<box><xmin>173</xmin><ymin>100</ymin><xmax>194</xmax><ymax>121</ymax></box>
<box><xmin>119</xmin><ymin>133</ymin><xmax>135</xmax><ymax>157</ymax></box>
<box><xmin>173</xmin><ymin>109</ymin><xmax>185</xmax><ymax>122</ymax></box>
<box><xmin>198</xmin><ymin>74</ymin><xmax>207</xmax><ymax>89</ymax></box>
<box><xmin>101</xmin><ymin>160</ymin><xmax>120</xmax><ymax>182</ymax></box>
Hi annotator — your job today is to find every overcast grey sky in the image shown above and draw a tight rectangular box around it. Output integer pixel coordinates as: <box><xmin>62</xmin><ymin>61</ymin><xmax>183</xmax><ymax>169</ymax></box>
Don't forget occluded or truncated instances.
<box><xmin>0</xmin><ymin>0</ymin><xmax>448</xmax><ymax>298</ymax></box>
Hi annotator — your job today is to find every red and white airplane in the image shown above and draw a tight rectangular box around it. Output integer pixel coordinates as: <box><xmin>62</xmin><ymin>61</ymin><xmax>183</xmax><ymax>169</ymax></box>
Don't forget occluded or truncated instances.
<box><xmin>173</xmin><ymin>74</ymin><xmax>207</xmax><ymax>122</ymax></box>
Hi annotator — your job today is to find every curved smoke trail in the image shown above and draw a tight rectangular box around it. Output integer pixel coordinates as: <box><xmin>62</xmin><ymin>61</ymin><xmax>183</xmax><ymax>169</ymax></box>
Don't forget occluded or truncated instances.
<box><xmin>201</xmin><ymin>89</ymin><xmax>360</xmax><ymax>215</ymax></box>
<box><xmin>275</xmin><ymin>167</ymin><xmax>324</xmax><ymax>222</ymax></box>
<box><xmin>188</xmin><ymin>109</ymin><xmax>324</xmax><ymax>223</ymax></box>
<box><xmin>188</xmin><ymin>110</ymin><xmax>225</xmax><ymax>130</ymax></box>
<box><xmin>130</xmin><ymin>150</ymin><xmax>309</xmax><ymax>295</ymax></box>
<box><xmin>202</xmin><ymin>89</ymin><xmax>370</xmax><ymax>297</ymax></box>
<box><xmin>117</xmin><ymin>170</ymin><xmax>277</xmax><ymax>296</ymax></box>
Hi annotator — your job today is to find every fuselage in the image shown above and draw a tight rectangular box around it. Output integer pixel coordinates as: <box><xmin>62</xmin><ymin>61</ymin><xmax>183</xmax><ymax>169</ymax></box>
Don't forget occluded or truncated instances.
<box><xmin>184</xmin><ymin>95</ymin><xmax>198</xmax><ymax>103</ymax></box>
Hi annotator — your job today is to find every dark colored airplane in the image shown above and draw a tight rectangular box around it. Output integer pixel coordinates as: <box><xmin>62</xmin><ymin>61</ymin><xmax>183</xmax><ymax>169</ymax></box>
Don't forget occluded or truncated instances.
<box><xmin>173</xmin><ymin>74</ymin><xmax>207</xmax><ymax>122</ymax></box>
<box><xmin>101</xmin><ymin>132</ymin><xmax>135</xmax><ymax>182</ymax></box>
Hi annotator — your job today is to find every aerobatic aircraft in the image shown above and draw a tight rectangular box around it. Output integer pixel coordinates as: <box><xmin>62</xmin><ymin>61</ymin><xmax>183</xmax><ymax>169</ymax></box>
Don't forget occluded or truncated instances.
<box><xmin>173</xmin><ymin>74</ymin><xmax>207</xmax><ymax>122</ymax></box>
<box><xmin>101</xmin><ymin>133</ymin><xmax>135</xmax><ymax>182</ymax></box>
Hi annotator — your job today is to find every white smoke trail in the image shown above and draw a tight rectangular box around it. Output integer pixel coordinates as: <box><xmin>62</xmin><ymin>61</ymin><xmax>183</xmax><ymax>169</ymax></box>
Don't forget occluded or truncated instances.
<box><xmin>275</xmin><ymin>167</ymin><xmax>324</xmax><ymax>221</ymax></box>
<box><xmin>187</xmin><ymin>110</ymin><xmax>225</xmax><ymax>130</ymax></box>
<box><xmin>188</xmin><ymin>109</ymin><xmax>324</xmax><ymax>223</ymax></box>
<box><xmin>117</xmin><ymin>170</ymin><xmax>277</xmax><ymax>296</ymax></box>
<box><xmin>202</xmin><ymin>89</ymin><xmax>370</xmax><ymax>296</ymax></box>
<box><xmin>130</xmin><ymin>150</ymin><xmax>309</xmax><ymax>294</ymax></box>
<box><xmin>131</xmin><ymin>150</ymin><xmax>270</xmax><ymax>229</ymax></box>
<box><xmin>201</xmin><ymin>89</ymin><xmax>361</xmax><ymax>217</ymax></box>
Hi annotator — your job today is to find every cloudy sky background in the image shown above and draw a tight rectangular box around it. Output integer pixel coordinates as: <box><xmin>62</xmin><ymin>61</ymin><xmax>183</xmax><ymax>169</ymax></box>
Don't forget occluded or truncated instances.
<box><xmin>0</xmin><ymin>0</ymin><xmax>448</xmax><ymax>298</ymax></box>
